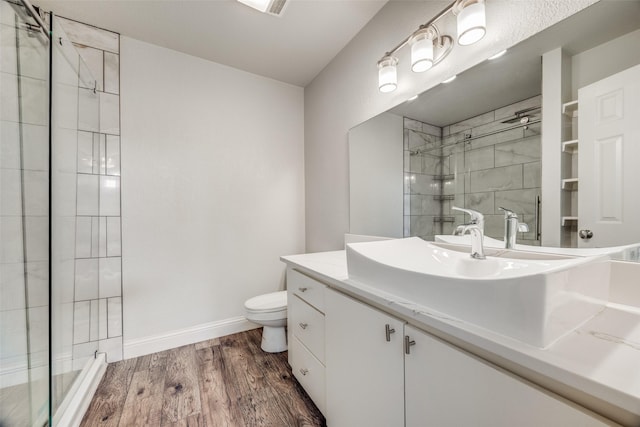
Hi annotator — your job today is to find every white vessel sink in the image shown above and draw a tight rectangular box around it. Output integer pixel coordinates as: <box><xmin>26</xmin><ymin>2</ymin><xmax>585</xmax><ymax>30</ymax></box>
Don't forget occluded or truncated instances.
<box><xmin>346</xmin><ymin>237</ymin><xmax>611</xmax><ymax>348</ymax></box>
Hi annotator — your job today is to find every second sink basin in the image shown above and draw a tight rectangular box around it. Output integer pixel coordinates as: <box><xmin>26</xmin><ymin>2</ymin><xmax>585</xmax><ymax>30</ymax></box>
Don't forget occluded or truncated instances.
<box><xmin>346</xmin><ymin>237</ymin><xmax>610</xmax><ymax>348</ymax></box>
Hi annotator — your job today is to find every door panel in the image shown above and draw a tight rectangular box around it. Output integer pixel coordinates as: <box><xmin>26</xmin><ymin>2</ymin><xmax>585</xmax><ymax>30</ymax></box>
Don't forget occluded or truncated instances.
<box><xmin>578</xmin><ymin>64</ymin><xmax>640</xmax><ymax>247</ymax></box>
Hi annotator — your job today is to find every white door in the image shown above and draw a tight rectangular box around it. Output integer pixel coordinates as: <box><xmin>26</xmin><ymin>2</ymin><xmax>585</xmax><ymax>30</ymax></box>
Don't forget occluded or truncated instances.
<box><xmin>578</xmin><ymin>64</ymin><xmax>640</xmax><ymax>247</ymax></box>
<box><xmin>324</xmin><ymin>289</ymin><xmax>405</xmax><ymax>427</ymax></box>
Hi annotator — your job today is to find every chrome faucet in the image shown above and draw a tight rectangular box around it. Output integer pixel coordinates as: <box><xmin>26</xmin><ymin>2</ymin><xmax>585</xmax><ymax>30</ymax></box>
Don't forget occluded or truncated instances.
<box><xmin>452</xmin><ymin>206</ymin><xmax>486</xmax><ymax>260</ymax></box>
<box><xmin>499</xmin><ymin>207</ymin><xmax>529</xmax><ymax>249</ymax></box>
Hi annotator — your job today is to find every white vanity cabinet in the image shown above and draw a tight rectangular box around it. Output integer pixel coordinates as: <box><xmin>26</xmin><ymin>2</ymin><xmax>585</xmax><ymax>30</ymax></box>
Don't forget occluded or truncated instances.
<box><xmin>287</xmin><ymin>268</ymin><xmax>327</xmax><ymax>415</ymax></box>
<box><xmin>404</xmin><ymin>325</ymin><xmax>613</xmax><ymax>427</ymax></box>
<box><xmin>323</xmin><ymin>289</ymin><xmax>614</xmax><ymax>427</ymax></box>
<box><xmin>325</xmin><ymin>288</ymin><xmax>405</xmax><ymax>427</ymax></box>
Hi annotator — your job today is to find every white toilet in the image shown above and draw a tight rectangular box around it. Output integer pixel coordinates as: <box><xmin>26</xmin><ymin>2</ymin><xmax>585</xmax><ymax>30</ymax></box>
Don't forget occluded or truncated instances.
<box><xmin>244</xmin><ymin>291</ymin><xmax>288</xmax><ymax>353</ymax></box>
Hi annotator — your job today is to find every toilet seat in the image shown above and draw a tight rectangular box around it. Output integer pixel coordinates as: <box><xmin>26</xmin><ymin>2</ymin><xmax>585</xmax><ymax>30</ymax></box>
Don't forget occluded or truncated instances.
<box><xmin>244</xmin><ymin>291</ymin><xmax>287</xmax><ymax>314</ymax></box>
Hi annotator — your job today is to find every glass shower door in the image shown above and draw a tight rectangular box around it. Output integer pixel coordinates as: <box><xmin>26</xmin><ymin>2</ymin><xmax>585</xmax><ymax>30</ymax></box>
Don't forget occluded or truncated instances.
<box><xmin>1</xmin><ymin>3</ymin><xmax>103</xmax><ymax>424</ymax></box>
<box><xmin>0</xmin><ymin>0</ymin><xmax>50</xmax><ymax>425</ymax></box>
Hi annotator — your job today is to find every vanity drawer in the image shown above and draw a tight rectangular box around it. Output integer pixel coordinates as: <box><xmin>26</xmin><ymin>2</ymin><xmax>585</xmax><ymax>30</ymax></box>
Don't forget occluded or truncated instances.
<box><xmin>289</xmin><ymin>268</ymin><xmax>326</xmax><ymax>312</ymax></box>
<box><xmin>290</xmin><ymin>335</ymin><xmax>326</xmax><ymax>416</ymax></box>
<box><xmin>290</xmin><ymin>294</ymin><xmax>325</xmax><ymax>363</ymax></box>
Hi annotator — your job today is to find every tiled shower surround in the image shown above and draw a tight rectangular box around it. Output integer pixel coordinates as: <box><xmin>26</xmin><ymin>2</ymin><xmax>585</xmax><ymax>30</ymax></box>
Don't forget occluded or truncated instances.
<box><xmin>404</xmin><ymin>95</ymin><xmax>541</xmax><ymax>245</ymax></box>
<box><xmin>58</xmin><ymin>17</ymin><xmax>123</xmax><ymax>364</ymax></box>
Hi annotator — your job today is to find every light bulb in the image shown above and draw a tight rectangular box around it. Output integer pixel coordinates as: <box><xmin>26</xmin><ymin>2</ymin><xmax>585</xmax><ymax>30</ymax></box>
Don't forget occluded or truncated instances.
<box><xmin>378</xmin><ymin>56</ymin><xmax>398</xmax><ymax>93</ymax></box>
<box><xmin>457</xmin><ymin>1</ymin><xmax>486</xmax><ymax>46</ymax></box>
<box><xmin>409</xmin><ymin>29</ymin><xmax>434</xmax><ymax>73</ymax></box>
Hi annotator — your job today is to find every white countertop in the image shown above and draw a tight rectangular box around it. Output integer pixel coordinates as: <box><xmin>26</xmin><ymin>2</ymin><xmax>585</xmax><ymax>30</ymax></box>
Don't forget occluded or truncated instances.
<box><xmin>281</xmin><ymin>250</ymin><xmax>640</xmax><ymax>426</ymax></box>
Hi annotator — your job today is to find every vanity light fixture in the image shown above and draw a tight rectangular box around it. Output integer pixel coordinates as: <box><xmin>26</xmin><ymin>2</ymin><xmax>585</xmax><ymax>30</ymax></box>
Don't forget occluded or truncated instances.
<box><xmin>443</xmin><ymin>75</ymin><xmax>457</xmax><ymax>83</ymax></box>
<box><xmin>488</xmin><ymin>49</ymin><xmax>507</xmax><ymax>60</ymax></box>
<box><xmin>377</xmin><ymin>0</ymin><xmax>486</xmax><ymax>93</ymax></box>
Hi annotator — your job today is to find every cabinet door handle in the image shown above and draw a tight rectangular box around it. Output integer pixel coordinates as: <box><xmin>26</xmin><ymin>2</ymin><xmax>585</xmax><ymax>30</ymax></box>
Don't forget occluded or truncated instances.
<box><xmin>385</xmin><ymin>324</ymin><xmax>396</xmax><ymax>342</ymax></box>
<box><xmin>299</xmin><ymin>368</ymin><xmax>309</xmax><ymax>376</ymax></box>
<box><xmin>298</xmin><ymin>287</ymin><xmax>308</xmax><ymax>292</ymax></box>
<box><xmin>404</xmin><ymin>335</ymin><xmax>416</xmax><ymax>354</ymax></box>
<box><xmin>299</xmin><ymin>322</ymin><xmax>308</xmax><ymax>330</ymax></box>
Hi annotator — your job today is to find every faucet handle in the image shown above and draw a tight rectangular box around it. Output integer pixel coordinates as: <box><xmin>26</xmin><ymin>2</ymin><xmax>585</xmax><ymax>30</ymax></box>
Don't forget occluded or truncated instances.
<box><xmin>499</xmin><ymin>206</ymin><xmax>518</xmax><ymax>219</ymax></box>
<box><xmin>452</xmin><ymin>206</ymin><xmax>484</xmax><ymax>226</ymax></box>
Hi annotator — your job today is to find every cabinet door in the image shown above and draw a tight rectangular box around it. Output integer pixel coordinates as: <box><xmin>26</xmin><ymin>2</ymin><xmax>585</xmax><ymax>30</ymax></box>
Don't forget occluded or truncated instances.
<box><xmin>404</xmin><ymin>325</ymin><xmax>613</xmax><ymax>427</ymax></box>
<box><xmin>325</xmin><ymin>289</ymin><xmax>405</xmax><ymax>427</ymax></box>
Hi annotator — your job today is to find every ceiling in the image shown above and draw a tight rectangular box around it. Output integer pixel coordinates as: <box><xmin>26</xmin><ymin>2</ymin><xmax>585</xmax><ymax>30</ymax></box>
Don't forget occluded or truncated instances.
<box><xmin>34</xmin><ymin>0</ymin><xmax>388</xmax><ymax>87</ymax></box>
<box><xmin>390</xmin><ymin>0</ymin><xmax>640</xmax><ymax>127</ymax></box>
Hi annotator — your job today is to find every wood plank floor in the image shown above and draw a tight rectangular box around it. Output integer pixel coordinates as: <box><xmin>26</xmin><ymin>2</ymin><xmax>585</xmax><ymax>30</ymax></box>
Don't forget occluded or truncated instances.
<box><xmin>80</xmin><ymin>329</ymin><xmax>326</xmax><ymax>427</ymax></box>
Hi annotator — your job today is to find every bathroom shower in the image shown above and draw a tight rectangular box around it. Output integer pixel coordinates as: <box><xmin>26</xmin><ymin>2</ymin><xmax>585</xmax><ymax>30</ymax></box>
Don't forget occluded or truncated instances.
<box><xmin>404</xmin><ymin>97</ymin><xmax>542</xmax><ymax>244</ymax></box>
<box><xmin>0</xmin><ymin>0</ymin><xmax>107</xmax><ymax>424</ymax></box>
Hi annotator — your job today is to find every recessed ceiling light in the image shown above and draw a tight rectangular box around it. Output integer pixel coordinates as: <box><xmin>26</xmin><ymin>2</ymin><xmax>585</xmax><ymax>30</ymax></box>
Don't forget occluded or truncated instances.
<box><xmin>488</xmin><ymin>49</ymin><xmax>507</xmax><ymax>60</ymax></box>
<box><xmin>442</xmin><ymin>75</ymin><xmax>457</xmax><ymax>83</ymax></box>
<box><xmin>408</xmin><ymin>95</ymin><xmax>419</xmax><ymax>101</ymax></box>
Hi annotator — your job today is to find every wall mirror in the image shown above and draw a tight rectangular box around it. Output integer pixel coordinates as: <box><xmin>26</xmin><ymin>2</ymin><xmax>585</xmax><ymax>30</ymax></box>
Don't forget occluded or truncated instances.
<box><xmin>349</xmin><ymin>0</ymin><xmax>640</xmax><ymax>252</ymax></box>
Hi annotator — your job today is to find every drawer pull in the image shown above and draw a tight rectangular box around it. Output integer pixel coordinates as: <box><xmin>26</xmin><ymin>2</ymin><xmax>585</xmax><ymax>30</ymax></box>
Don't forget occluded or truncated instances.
<box><xmin>404</xmin><ymin>335</ymin><xmax>416</xmax><ymax>355</ymax></box>
<box><xmin>298</xmin><ymin>287</ymin><xmax>308</xmax><ymax>292</ymax></box>
<box><xmin>385</xmin><ymin>324</ymin><xmax>395</xmax><ymax>342</ymax></box>
<box><xmin>299</xmin><ymin>322</ymin><xmax>308</xmax><ymax>330</ymax></box>
<box><xmin>299</xmin><ymin>368</ymin><xmax>309</xmax><ymax>376</ymax></box>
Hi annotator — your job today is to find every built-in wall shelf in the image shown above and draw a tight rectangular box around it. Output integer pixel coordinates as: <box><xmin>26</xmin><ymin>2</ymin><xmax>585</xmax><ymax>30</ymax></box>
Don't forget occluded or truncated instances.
<box><xmin>562</xmin><ymin>100</ymin><xmax>579</xmax><ymax>118</ymax></box>
<box><xmin>433</xmin><ymin>195</ymin><xmax>455</xmax><ymax>201</ymax></box>
<box><xmin>561</xmin><ymin>178</ymin><xmax>579</xmax><ymax>191</ymax></box>
<box><xmin>561</xmin><ymin>216</ymin><xmax>578</xmax><ymax>226</ymax></box>
<box><xmin>433</xmin><ymin>216</ymin><xmax>455</xmax><ymax>223</ymax></box>
<box><xmin>433</xmin><ymin>174</ymin><xmax>455</xmax><ymax>181</ymax></box>
<box><xmin>562</xmin><ymin>139</ymin><xmax>579</xmax><ymax>153</ymax></box>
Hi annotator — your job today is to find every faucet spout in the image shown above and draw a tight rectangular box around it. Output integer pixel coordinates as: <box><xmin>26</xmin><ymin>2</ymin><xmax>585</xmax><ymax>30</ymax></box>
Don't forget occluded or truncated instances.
<box><xmin>452</xmin><ymin>206</ymin><xmax>486</xmax><ymax>260</ymax></box>
<box><xmin>499</xmin><ymin>207</ymin><xmax>528</xmax><ymax>249</ymax></box>
<box><xmin>461</xmin><ymin>224</ymin><xmax>486</xmax><ymax>259</ymax></box>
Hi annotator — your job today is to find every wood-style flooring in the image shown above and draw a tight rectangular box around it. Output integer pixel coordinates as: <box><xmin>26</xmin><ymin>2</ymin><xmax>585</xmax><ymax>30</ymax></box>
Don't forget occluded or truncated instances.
<box><xmin>80</xmin><ymin>329</ymin><xmax>325</xmax><ymax>427</ymax></box>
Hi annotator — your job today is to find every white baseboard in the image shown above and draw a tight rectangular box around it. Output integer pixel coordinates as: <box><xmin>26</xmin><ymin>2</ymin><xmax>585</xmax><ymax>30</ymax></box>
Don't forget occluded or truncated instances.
<box><xmin>54</xmin><ymin>353</ymin><xmax>107</xmax><ymax>427</ymax></box>
<box><xmin>0</xmin><ymin>353</ymin><xmax>71</xmax><ymax>388</ymax></box>
<box><xmin>123</xmin><ymin>316</ymin><xmax>258</xmax><ymax>359</ymax></box>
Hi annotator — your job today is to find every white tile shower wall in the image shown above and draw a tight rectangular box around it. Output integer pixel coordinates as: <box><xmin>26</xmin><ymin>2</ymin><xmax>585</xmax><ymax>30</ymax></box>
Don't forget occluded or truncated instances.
<box><xmin>57</xmin><ymin>17</ymin><xmax>123</xmax><ymax>362</ymax></box>
<box><xmin>403</xmin><ymin>117</ymin><xmax>443</xmax><ymax>241</ymax></box>
<box><xmin>0</xmin><ymin>21</ymin><xmax>50</xmax><ymax>380</ymax></box>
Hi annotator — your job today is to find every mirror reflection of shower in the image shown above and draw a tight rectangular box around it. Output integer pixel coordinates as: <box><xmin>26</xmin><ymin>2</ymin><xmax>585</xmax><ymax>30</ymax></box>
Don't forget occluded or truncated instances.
<box><xmin>404</xmin><ymin>95</ymin><xmax>542</xmax><ymax>245</ymax></box>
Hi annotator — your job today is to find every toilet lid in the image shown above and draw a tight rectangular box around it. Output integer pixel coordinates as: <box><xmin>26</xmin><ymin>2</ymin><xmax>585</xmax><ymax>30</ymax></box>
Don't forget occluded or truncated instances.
<box><xmin>245</xmin><ymin>291</ymin><xmax>287</xmax><ymax>313</ymax></box>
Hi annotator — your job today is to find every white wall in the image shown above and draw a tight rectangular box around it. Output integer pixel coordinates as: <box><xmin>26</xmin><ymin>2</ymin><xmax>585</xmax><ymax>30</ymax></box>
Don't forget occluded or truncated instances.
<box><xmin>120</xmin><ymin>37</ymin><xmax>304</xmax><ymax>356</ymax></box>
<box><xmin>304</xmin><ymin>0</ymin><xmax>597</xmax><ymax>252</ymax></box>
<box><xmin>349</xmin><ymin>112</ymin><xmax>403</xmax><ymax>238</ymax></box>
<box><xmin>572</xmin><ymin>29</ymin><xmax>640</xmax><ymax>98</ymax></box>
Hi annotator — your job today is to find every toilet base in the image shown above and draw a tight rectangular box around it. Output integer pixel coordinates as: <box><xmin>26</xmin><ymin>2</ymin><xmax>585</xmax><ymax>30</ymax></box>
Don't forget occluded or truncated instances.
<box><xmin>261</xmin><ymin>326</ymin><xmax>287</xmax><ymax>353</ymax></box>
